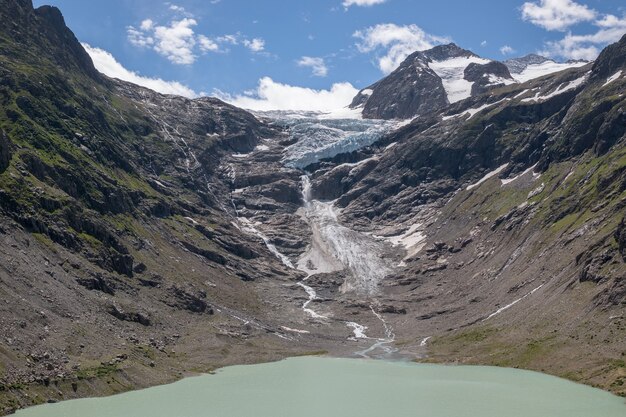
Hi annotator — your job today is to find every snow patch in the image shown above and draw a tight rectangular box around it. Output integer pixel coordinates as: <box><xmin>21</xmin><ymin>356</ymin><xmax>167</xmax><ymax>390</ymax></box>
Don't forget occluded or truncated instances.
<box><xmin>443</xmin><ymin>98</ymin><xmax>509</xmax><ymax>121</ymax></box>
<box><xmin>513</xmin><ymin>61</ymin><xmax>588</xmax><ymax>83</ymax></box>
<box><xmin>501</xmin><ymin>163</ymin><xmax>538</xmax><ymax>186</ymax></box>
<box><xmin>484</xmin><ymin>284</ymin><xmax>544</xmax><ymax>320</ymax></box>
<box><xmin>347</xmin><ymin>322</ymin><xmax>368</xmax><ymax>339</ymax></box>
<box><xmin>467</xmin><ymin>164</ymin><xmax>509</xmax><ymax>190</ymax></box>
<box><xmin>603</xmin><ymin>70</ymin><xmax>623</xmax><ymax>87</ymax></box>
<box><xmin>281</xmin><ymin>326</ymin><xmax>310</xmax><ymax>334</ymax></box>
<box><xmin>487</xmin><ymin>74</ymin><xmax>517</xmax><ymax>86</ymax></box>
<box><xmin>429</xmin><ymin>56</ymin><xmax>491</xmax><ymax>103</ymax></box>
<box><xmin>522</xmin><ymin>75</ymin><xmax>587</xmax><ymax>103</ymax></box>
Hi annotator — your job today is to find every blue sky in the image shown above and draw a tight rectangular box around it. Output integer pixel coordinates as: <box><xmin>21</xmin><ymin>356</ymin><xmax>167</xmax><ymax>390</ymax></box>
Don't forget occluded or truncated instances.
<box><xmin>34</xmin><ymin>0</ymin><xmax>626</xmax><ymax>110</ymax></box>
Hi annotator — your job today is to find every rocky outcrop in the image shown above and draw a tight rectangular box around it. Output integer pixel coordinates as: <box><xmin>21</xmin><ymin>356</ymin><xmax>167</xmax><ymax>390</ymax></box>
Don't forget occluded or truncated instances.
<box><xmin>616</xmin><ymin>217</ymin><xmax>626</xmax><ymax>261</ymax></box>
<box><xmin>464</xmin><ymin>61</ymin><xmax>514</xmax><ymax>95</ymax></box>
<box><xmin>107</xmin><ymin>303</ymin><xmax>151</xmax><ymax>326</ymax></box>
<box><xmin>166</xmin><ymin>286</ymin><xmax>213</xmax><ymax>314</ymax></box>
<box><xmin>0</xmin><ymin>129</ymin><xmax>11</xmax><ymax>173</ymax></box>
<box><xmin>0</xmin><ymin>0</ymin><xmax>100</xmax><ymax>79</ymax></box>
<box><xmin>504</xmin><ymin>54</ymin><xmax>551</xmax><ymax>74</ymax></box>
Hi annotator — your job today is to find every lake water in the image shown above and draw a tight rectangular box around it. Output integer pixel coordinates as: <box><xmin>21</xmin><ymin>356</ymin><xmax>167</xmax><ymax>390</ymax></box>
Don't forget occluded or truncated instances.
<box><xmin>15</xmin><ymin>357</ymin><xmax>626</xmax><ymax>417</ymax></box>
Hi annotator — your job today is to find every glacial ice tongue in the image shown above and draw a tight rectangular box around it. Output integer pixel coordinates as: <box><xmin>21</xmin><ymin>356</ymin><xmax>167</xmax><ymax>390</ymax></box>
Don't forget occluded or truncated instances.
<box><xmin>271</xmin><ymin>114</ymin><xmax>399</xmax><ymax>169</ymax></box>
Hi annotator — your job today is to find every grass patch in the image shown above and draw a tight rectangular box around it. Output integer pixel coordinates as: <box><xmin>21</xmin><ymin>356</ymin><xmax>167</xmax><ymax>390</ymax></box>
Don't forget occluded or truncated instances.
<box><xmin>76</xmin><ymin>363</ymin><xmax>119</xmax><ymax>380</ymax></box>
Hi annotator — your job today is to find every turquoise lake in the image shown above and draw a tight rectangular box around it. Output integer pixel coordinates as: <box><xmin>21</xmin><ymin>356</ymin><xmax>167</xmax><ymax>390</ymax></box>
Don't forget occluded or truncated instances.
<box><xmin>15</xmin><ymin>357</ymin><xmax>626</xmax><ymax>417</ymax></box>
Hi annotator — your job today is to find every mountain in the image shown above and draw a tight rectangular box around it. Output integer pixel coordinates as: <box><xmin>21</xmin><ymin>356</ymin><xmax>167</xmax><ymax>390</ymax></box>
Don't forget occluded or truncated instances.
<box><xmin>350</xmin><ymin>45</ymin><xmax>588</xmax><ymax>119</ymax></box>
<box><xmin>313</xmin><ymin>33</ymin><xmax>626</xmax><ymax>394</ymax></box>
<box><xmin>0</xmin><ymin>0</ymin><xmax>625</xmax><ymax>414</ymax></box>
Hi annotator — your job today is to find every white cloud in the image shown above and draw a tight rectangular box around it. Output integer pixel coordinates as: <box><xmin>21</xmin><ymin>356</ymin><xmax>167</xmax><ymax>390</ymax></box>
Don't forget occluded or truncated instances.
<box><xmin>198</xmin><ymin>35</ymin><xmax>219</xmax><ymax>52</ymax></box>
<box><xmin>82</xmin><ymin>43</ymin><xmax>198</xmax><ymax>98</ymax></box>
<box><xmin>342</xmin><ymin>0</ymin><xmax>387</xmax><ymax>8</ymax></box>
<box><xmin>353</xmin><ymin>23</ymin><xmax>449</xmax><ymax>73</ymax></box>
<box><xmin>297</xmin><ymin>56</ymin><xmax>329</xmax><ymax>77</ymax></box>
<box><xmin>140</xmin><ymin>19</ymin><xmax>154</xmax><ymax>31</ymax></box>
<box><xmin>539</xmin><ymin>14</ymin><xmax>626</xmax><ymax>60</ymax></box>
<box><xmin>481</xmin><ymin>40</ymin><xmax>488</xmax><ymax>47</ymax></box>
<box><xmin>500</xmin><ymin>45</ymin><xmax>515</xmax><ymax>55</ymax></box>
<box><xmin>128</xmin><ymin>26</ymin><xmax>154</xmax><ymax>47</ymax></box>
<box><xmin>128</xmin><ymin>10</ymin><xmax>266</xmax><ymax>64</ymax></box>
<box><xmin>152</xmin><ymin>18</ymin><xmax>198</xmax><ymax>64</ymax></box>
<box><xmin>214</xmin><ymin>77</ymin><xmax>359</xmax><ymax>111</ymax></box>
<box><xmin>217</xmin><ymin>34</ymin><xmax>239</xmax><ymax>45</ymax></box>
<box><xmin>521</xmin><ymin>0</ymin><xmax>596</xmax><ymax>31</ymax></box>
<box><xmin>128</xmin><ymin>18</ymin><xmax>198</xmax><ymax>64</ymax></box>
<box><xmin>243</xmin><ymin>38</ymin><xmax>265</xmax><ymax>52</ymax></box>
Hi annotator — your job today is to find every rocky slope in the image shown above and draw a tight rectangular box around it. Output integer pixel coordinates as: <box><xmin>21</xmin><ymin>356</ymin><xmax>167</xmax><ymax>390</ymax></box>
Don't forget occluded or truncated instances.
<box><xmin>0</xmin><ymin>0</ymin><xmax>625</xmax><ymax>414</ymax></box>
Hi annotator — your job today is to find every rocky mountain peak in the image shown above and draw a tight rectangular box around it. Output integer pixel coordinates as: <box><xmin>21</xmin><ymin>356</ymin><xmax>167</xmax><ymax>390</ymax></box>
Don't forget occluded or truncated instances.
<box><xmin>350</xmin><ymin>43</ymin><xmax>513</xmax><ymax>119</ymax></box>
<box><xmin>423</xmin><ymin>43</ymin><xmax>479</xmax><ymax>61</ymax></box>
<box><xmin>0</xmin><ymin>0</ymin><xmax>99</xmax><ymax>79</ymax></box>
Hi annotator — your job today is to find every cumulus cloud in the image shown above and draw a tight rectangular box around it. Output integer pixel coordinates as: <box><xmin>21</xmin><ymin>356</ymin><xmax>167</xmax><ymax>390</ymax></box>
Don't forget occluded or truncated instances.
<box><xmin>153</xmin><ymin>18</ymin><xmax>198</xmax><ymax>64</ymax></box>
<box><xmin>214</xmin><ymin>77</ymin><xmax>359</xmax><ymax>111</ymax></box>
<box><xmin>128</xmin><ymin>9</ymin><xmax>266</xmax><ymax>64</ymax></box>
<box><xmin>343</xmin><ymin>0</ymin><xmax>387</xmax><ymax>8</ymax></box>
<box><xmin>128</xmin><ymin>17</ymin><xmax>199</xmax><ymax>64</ymax></box>
<box><xmin>521</xmin><ymin>0</ymin><xmax>596</xmax><ymax>31</ymax></box>
<box><xmin>353</xmin><ymin>23</ymin><xmax>449</xmax><ymax>73</ymax></box>
<box><xmin>243</xmin><ymin>38</ymin><xmax>265</xmax><ymax>52</ymax></box>
<box><xmin>297</xmin><ymin>56</ymin><xmax>329</xmax><ymax>77</ymax></box>
<box><xmin>500</xmin><ymin>45</ymin><xmax>515</xmax><ymax>55</ymax></box>
<box><xmin>520</xmin><ymin>0</ymin><xmax>626</xmax><ymax>61</ymax></box>
<box><xmin>82</xmin><ymin>43</ymin><xmax>198</xmax><ymax>98</ymax></box>
<box><xmin>540</xmin><ymin>15</ymin><xmax>626</xmax><ymax>60</ymax></box>
<box><xmin>198</xmin><ymin>35</ymin><xmax>219</xmax><ymax>52</ymax></box>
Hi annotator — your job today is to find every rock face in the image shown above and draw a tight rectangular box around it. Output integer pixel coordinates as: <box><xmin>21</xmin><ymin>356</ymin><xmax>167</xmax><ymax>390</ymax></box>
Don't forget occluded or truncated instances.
<box><xmin>0</xmin><ymin>129</ymin><xmax>11</xmax><ymax>173</ymax></box>
<box><xmin>504</xmin><ymin>54</ymin><xmax>552</xmax><ymax>74</ymax></box>
<box><xmin>351</xmin><ymin>43</ymin><xmax>515</xmax><ymax>119</ymax></box>
<box><xmin>589</xmin><ymin>33</ymin><xmax>626</xmax><ymax>82</ymax></box>
<box><xmin>0</xmin><ymin>0</ymin><xmax>100</xmax><ymax>79</ymax></box>
<box><xmin>464</xmin><ymin>61</ymin><xmax>514</xmax><ymax>95</ymax></box>
<box><xmin>616</xmin><ymin>218</ymin><xmax>626</xmax><ymax>261</ymax></box>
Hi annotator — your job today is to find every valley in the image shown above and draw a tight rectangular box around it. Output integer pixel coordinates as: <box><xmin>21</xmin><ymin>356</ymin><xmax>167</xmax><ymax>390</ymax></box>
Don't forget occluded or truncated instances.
<box><xmin>0</xmin><ymin>0</ymin><xmax>624</xmax><ymax>414</ymax></box>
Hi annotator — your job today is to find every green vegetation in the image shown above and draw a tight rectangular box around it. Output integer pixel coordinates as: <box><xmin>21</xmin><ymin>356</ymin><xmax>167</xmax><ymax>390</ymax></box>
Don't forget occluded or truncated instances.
<box><xmin>76</xmin><ymin>363</ymin><xmax>119</xmax><ymax>380</ymax></box>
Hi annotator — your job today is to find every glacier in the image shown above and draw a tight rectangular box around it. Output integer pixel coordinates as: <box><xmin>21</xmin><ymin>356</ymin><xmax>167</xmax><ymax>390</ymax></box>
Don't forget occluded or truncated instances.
<box><xmin>258</xmin><ymin>110</ymin><xmax>401</xmax><ymax>169</ymax></box>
